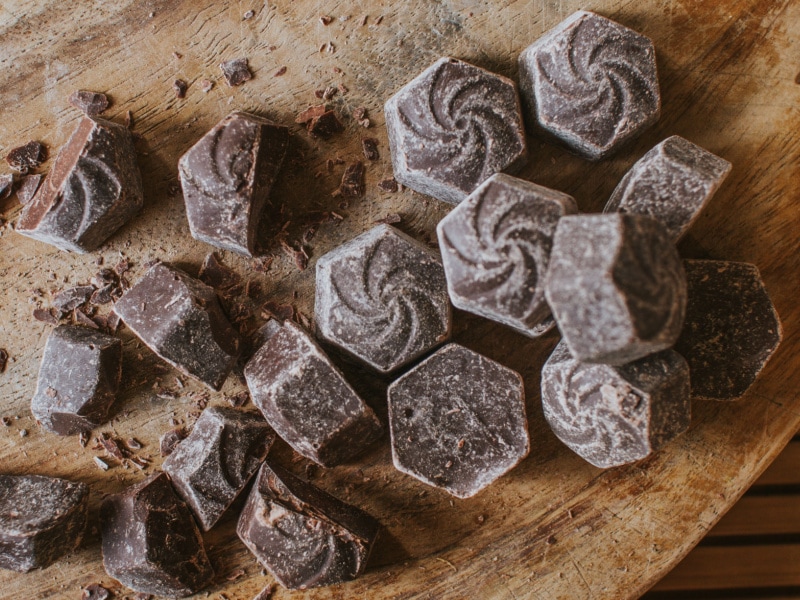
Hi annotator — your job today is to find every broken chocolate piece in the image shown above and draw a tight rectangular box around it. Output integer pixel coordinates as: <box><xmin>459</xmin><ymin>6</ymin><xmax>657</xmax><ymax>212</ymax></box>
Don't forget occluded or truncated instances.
<box><xmin>237</xmin><ymin>461</ymin><xmax>380</xmax><ymax>590</ymax></box>
<box><xmin>0</xmin><ymin>474</ymin><xmax>89</xmax><ymax>572</ymax></box>
<box><xmin>339</xmin><ymin>161</ymin><xmax>364</xmax><ymax>197</ymax></box>
<box><xmin>15</xmin><ymin>174</ymin><xmax>42</xmax><ymax>205</ymax></box>
<box><xmin>295</xmin><ymin>104</ymin><xmax>327</xmax><ymax>124</ymax></box>
<box><xmin>82</xmin><ymin>583</ymin><xmax>111</xmax><ymax>600</ymax></box>
<box><xmin>361</xmin><ymin>138</ymin><xmax>379</xmax><ymax>161</ymax></box>
<box><xmin>5</xmin><ymin>141</ymin><xmax>46</xmax><ymax>172</ymax></box>
<box><xmin>113</xmin><ymin>263</ymin><xmax>241</xmax><ymax>390</ymax></box>
<box><xmin>100</xmin><ymin>472</ymin><xmax>215</xmax><ymax>597</ymax></box>
<box><xmin>160</xmin><ymin>427</ymin><xmax>187</xmax><ymax>457</ymax></box>
<box><xmin>198</xmin><ymin>252</ymin><xmax>241</xmax><ymax>290</ymax></box>
<box><xmin>307</xmin><ymin>110</ymin><xmax>344</xmax><ymax>139</ymax></box>
<box><xmin>220</xmin><ymin>58</ymin><xmax>252</xmax><ymax>86</ymax></box>
<box><xmin>377</xmin><ymin>178</ymin><xmax>398</xmax><ymax>193</ymax></box>
<box><xmin>244</xmin><ymin>319</ymin><xmax>383</xmax><ymax>467</ymax></box>
<box><xmin>173</xmin><ymin>79</ymin><xmax>188</xmax><ymax>98</ymax></box>
<box><xmin>69</xmin><ymin>90</ymin><xmax>110</xmax><ymax>116</ymax></box>
<box><xmin>33</xmin><ymin>308</ymin><xmax>59</xmax><ymax>325</ymax></box>
<box><xmin>0</xmin><ymin>173</ymin><xmax>13</xmax><ymax>199</ymax></box>
<box><xmin>53</xmin><ymin>285</ymin><xmax>94</xmax><ymax>312</ymax></box>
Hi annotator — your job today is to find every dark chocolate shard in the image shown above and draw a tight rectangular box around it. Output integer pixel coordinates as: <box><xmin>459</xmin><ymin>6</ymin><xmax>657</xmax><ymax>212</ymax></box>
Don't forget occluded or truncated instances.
<box><xmin>0</xmin><ymin>474</ymin><xmax>89</xmax><ymax>572</ymax></box>
<box><xmin>0</xmin><ymin>173</ymin><xmax>13</xmax><ymax>199</ymax></box>
<box><xmin>220</xmin><ymin>58</ymin><xmax>252</xmax><ymax>86</ymax></box>
<box><xmin>361</xmin><ymin>137</ymin><xmax>379</xmax><ymax>161</ymax></box>
<box><xmin>339</xmin><ymin>161</ymin><xmax>364</xmax><ymax>198</ymax></box>
<box><xmin>81</xmin><ymin>583</ymin><xmax>111</xmax><ymax>600</ymax></box>
<box><xmin>53</xmin><ymin>285</ymin><xmax>95</xmax><ymax>312</ymax></box>
<box><xmin>113</xmin><ymin>263</ymin><xmax>241</xmax><ymax>390</ymax></box>
<box><xmin>307</xmin><ymin>110</ymin><xmax>344</xmax><ymax>139</ymax></box>
<box><xmin>100</xmin><ymin>472</ymin><xmax>215</xmax><ymax>597</ymax></box>
<box><xmin>31</xmin><ymin>325</ymin><xmax>122</xmax><ymax>435</ymax></box>
<box><xmin>244</xmin><ymin>319</ymin><xmax>383</xmax><ymax>467</ymax></box>
<box><xmin>69</xmin><ymin>90</ymin><xmax>110</xmax><ymax>116</ymax></box>
<box><xmin>676</xmin><ymin>260</ymin><xmax>782</xmax><ymax>401</ymax></box>
<box><xmin>5</xmin><ymin>141</ymin><xmax>46</xmax><ymax>172</ymax></box>
<box><xmin>160</xmin><ymin>427</ymin><xmax>187</xmax><ymax>457</ymax></box>
<box><xmin>237</xmin><ymin>461</ymin><xmax>380</xmax><ymax>590</ymax></box>
<box><xmin>15</xmin><ymin>174</ymin><xmax>42</xmax><ymax>205</ymax></box>
<box><xmin>15</xmin><ymin>116</ymin><xmax>143</xmax><ymax>253</ymax></box>
<box><xmin>173</xmin><ymin>79</ymin><xmax>188</xmax><ymax>99</ymax></box>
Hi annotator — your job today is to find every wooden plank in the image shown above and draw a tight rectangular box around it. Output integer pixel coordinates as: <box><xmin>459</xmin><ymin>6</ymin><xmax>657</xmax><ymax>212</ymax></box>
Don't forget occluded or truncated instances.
<box><xmin>708</xmin><ymin>494</ymin><xmax>800</xmax><ymax>538</ymax></box>
<box><xmin>752</xmin><ymin>441</ymin><xmax>800</xmax><ymax>487</ymax></box>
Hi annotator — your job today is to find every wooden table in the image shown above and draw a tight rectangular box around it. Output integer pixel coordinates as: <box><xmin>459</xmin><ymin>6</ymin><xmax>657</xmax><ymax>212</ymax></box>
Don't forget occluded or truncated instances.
<box><xmin>1</xmin><ymin>1</ymin><xmax>798</xmax><ymax>598</ymax></box>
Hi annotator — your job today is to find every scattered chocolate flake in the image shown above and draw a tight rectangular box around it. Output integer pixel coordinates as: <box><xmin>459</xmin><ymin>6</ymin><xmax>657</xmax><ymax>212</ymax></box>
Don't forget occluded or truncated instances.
<box><xmin>280</xmin><ymin>240</ymin><xmax>309</xmax><ymax>271</ymax></box>
<box><xmin>226</xmin><ymin>391</ymin><xmax>250</xmax><ymax>408</ymax></box>
<box><xmin>378</xmin><ymin>178</ymin><xmax>399</xmax><ymax>193</ymax></box>
<box><xmin>93</xmin><ymin>456</ymin><xmax>110</xmax><ymax>471</ymax></box>
<box><xmin>53</xmin><ymin>286</ymin><xmax>94</xmax><ymax>312</ymax></box>
<box><xmin>353</xmin><ymin>106</ymin><xmax>371</xmax><ymax>128</ymax></box>
<box><xmin>5</xmin><ymin>141</ymin><xmax>46</xmax><ymax>173</ymax></box>
<box><xmin>308</xmin><ymin>110</ymin><xmax>344</xmax><ymax>139</ymax></box>
<box><xmin>114</xmin><ymin>257</ymin><xmax>130</xmax><ymax>276</ymax></box>
<box><xmin>219</xmin><ymin>58</ymin><xmax>252</xmax><ymax>87</ymax></box>
<box><xmin>199</xmin><ymin>79</ymin><xmax>214</xmax><ymax>93</ymax></box>
<box><xmin>322</xmin><ymin>86</ymin><xmax>338</xmax><ymax>100</ymax></box>
<box><xmin>373</xmin><ymin>213</ymin><xmax>401</xmax><ymax>225</ymax></box>
<box><xmin>100</xmin><ymin>435</ymin><xmax>127</xmax><ymax>460</ymax></box>
<box><xmin>250</xmin><ymin>256</ymin><xmax>274</xmax><ymax>273</ymax></box>
<box><xmin>173</xmin><ymin>79</ymin><xmax>188</xmax><ymax>99</ymax></box>
<box><xmin>173</xmin><ymin>51</ymin><xmax>183</xmax><ymax>60</ymax></box>
<box><xmin>262</xmin><ymin>301</ymin><xmax>294</xmax><ymax>321</ymax></box>
<box><xmin>226</xmin><ymin>568</ymin><xmax>246</xmax><ymax>581</ymax></box>
<box><xmin>91</xmin><ymin>268</ymin><xmax>118</xmax><ymax>288</ymax></box>
<box><xmin>199</xmin><ymin>252</ymin><xmax>241</xmax><ymax>290</ymax></box>
<box><xmin>332</xmin><ymin>67</ymin><xmax>343</xmax><ymax>74</ymax></box>
<box><xmin>125</xmin><ymin>438</ymin><xmax>143</xmax><ymax>451</ymax></box>
<box><xmin>295</xmin><ymin>104</ymin><xmax>327</xmax><ymax>124</ymax></box>
<box><xmin>90</xmin><ymin>285</ymin><xmax>115</xmax><ymax>305</ymax></box>
<box><xmin>0</xmin><ymin>173</ymin><xmax>14</xmax><ymax>199</ymax></box>
<box><xmin>319</xmin><ymin>15</ymin><xmax>333</xmax><ymax>26</ymax></box>
<box><xmin>74</xmin><ymin>309</ymin><xmax>100</xmax><ymax>329</ymax></box>
<box><xmin>274</xmin><ymin>66</ymin><xmax>287</xmax><ymax>77</ymax></box>
<box><xmin>160</xmin><ymin>427</ymin><xmax>187</xmax><ymax>457</ymax></box>
<box><xmin>15</xmin><ymin>173</ymin><xmax>42</xmax><ymax>204</ymax></box>
<box><xmin>243</xmin><ymin>9</ymin><xmax>255</xmax><ymax>20</ymax></box>
<box><xmin>337</xmin><ymin>83</ymin><xmax>349</xmax><ymax>95</ymax></box>
<box><xmin>314</xmin><ymin>89</ymin><xmax>326</xmax><ymax>99</ymax></box>
<box><xmin>2</xmin><ymin>417</ymin><xmax>11</xmax><ymax>427</ymax></box>
<box><xmin>129</xmin><ymin>456</ymin><xmax>149</xmax><ymax>470</ymax></box>
<box><xmin>375</xmin><ymin>15</ymin><xmax>384</xmax><ymax>25</ymax></box>
<box><xmin>360</xmin><ymin>14</ymin><xmax>368</xmax><ymax>26</ymax></box>
<box><xmin>124</xmin><ymin>110</ymin><xmax>134</xmax><ymax>129</ymax></box>
<box><xmin>0</xmin><ymin>349</ymin><xmax>7</xmax><ymax>373</ymax></box>
<box><xmin>253</xmin><ymin>585</ymin><xmax>276</xmax><ymax>600</ymax></box>
<box><xmin>339</xmin><ymin>161</ymin><xmax>365</xmax><ymax>198</ymax></box>
<box><xmin>33</xmin><ymin>308</ymin><xmax>59</xmax><ymax>325</ymax></box>
<box><xmin>362</xmin><ymin>138</ymin><xmax>380</xmax><ymax>161</ymax></box>
<box><xmin>69</xmin><ymin>90</ymin><xmax>109</xmax><ymax>116</ymax></box>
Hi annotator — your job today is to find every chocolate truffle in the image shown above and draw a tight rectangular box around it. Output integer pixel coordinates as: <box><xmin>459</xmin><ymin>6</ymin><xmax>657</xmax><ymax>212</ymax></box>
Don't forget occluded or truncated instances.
<box><xmin>676</xmin><ymin>260</ymin><xmax>782</xmax><ymax>401</ymax></box>
<box><xmin>16</xmin><ymin>116</ymin><xmax>143</xmax><ymax>253</ymax></box>
<box><xmin>244</xmin><ymin>319</ymin><xmax>382</xmax><ymax>466</ymax></box>
<box><xmin>179</xmin><ymin>111</ymin><xmax>289</xmax><ymax>256</ymax></box>
<box><xmin>315</xmin><ymin>224</ymin><xmax>451</xmax><ymax>374</ymax></box>
<box><xmin>437</xmin><ymin>173</ymin><xmax>578</xmax><ymax>337</ymax></box>
<box><xmin>604</xmin><ymin>136</ymin><xmax>732</xmax><ymax>241</ymax></box>
<box><xmin>100</xmin><ymin>472</ymin><xmax>215</xmax><ymax>597</ymax></box>
<box><xmin>384</xmin><ymin>57</ymin><xmax>527</xmax><ymax>204</ymax></box>
<box><xmin>541</xmin><ymin>341</ymin><xmax>690</xmax><ymax>468</ymax></box>
<box><xmin>518</xmin><ymin>11</ymin><xmax>660</xmax><ymax>160</ymax></box>
<box><xmin>114</xmin><ymin>263</ymin><xmax>241</xmax><ymax>390</ymax></box>
<box><xmin>162</xmin><ymin>406</ymin><xmax>275</xmax><ymax>531</ymax></box>
<box><xmin>31</xmin><ymin>325</ymin><xmax>122</xmax><ymax>435</ymax></box>
<box><xmin>0</xmin><ymin>475</ymin><xmax>89</xmax><ymax>572</ymax></box>
<box><xmin>544</xmin><ymin>214</ymin><xmax>686</xmax><ymax>365</ymax></box>
<box><xmin>388</xmin><ymin>343</ymin><xmax>529</xmax><ymax>498</ymax></box>
<box><xmin>237</xmin><ymin>461</ymin><xmax>380</xmax><ymax>590</ymax></box>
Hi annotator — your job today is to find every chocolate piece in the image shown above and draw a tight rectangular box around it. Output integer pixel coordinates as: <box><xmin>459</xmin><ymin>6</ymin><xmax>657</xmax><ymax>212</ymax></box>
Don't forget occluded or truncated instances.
<box><xmin>82</xmin><ymin>583</ymin><xmax>111</xmax><ymax>600</ymax></box>
<box><xmin>163</xmin><ymin>406</ymin><xmax>275</xmax><ymax>530</ymax></box>
<box><xmin>5</xmin><ymin>141</ymin><xmax>46</xmax><ymax>172</ymax></box>
<box><xmin>377</xmin><ymin>178</ymin><xmax>398</xmax><ymax>193</ymax></box>
<box><xmin>220</xmin><ymin>58</ymin><xmax>252</xmax><ymax>86</ymax></box>
<box><xmin>0</xmin><ymin>173</ymin><xmax>13</xmax><ymax>199</ymax></box>
<box><xmin>0</xmin><ymin>474</ymin><xmax>89</xmax><ymax>572</ymax></box>
<box><xmin>437</xmin><ymin>173</ymin><xmax>578</xmax><ymax>337</ymax></box>
<box><xmin>361</xmin><ymin>137</ymin><xmax>379</xmax><ymax>161</ymax></box>
<box><xmin>518</xmin><ymin>11</ymin><xmax>660</xmax><ymax>160</ymax></box>
<box><xmin>544</xmin><ymin>214</ymin><xmax>686</xmax><ymax>365</ymax></box>
<box><xmin>69</xmin><ymin>90</ymin><xmax>109</xmax><ymax>116</ymax></box>
<box><xmin>100</xmin><ymin>472</ymin><xmax>215</xmax><ymax>597</ymax></box>
<box><xmin>198</xmin><ymin>252</ymin><xmax>241</xmax><ymax>290</ymax></box>
<box><xmin>31</xmin><ymin>325</ymin><xmax>122</xmax><ymax>435</ymax></box>
<box><xmin>315</xmin><ymin>224</ymin><xmax>451</xmax><ymax>373</ymax></box>
<box><xmin>53</xmin><ymin>285</ymin><xmax>94</xmax><ymax>312</ymax></box>
<box><xmin>173</xmin><ymin>79</ymin><xmax>188</xmax><ymax>98</ymax></box>
<box><xmin>307</xmin><ymin>110</ymin><xmax>344</xmax><ymax>139</ymax></box>
<box><xmin>33</xmin><ymin>307</ymin><xmax>59</xmax><ymax>325</ymax></box>
<box><xmin>244</xmin><ymin>319</ymin><xmax>382</xmax><ymax>467</ymax></box>
<box><xmin>388</xmin><ymin>343</ymin><xmax>529</xmax><ymax>498</ymax></box>
<box><xmin>179</xmin><ymin>111</ymin><xmax>289</xmax><ymax>256</ymax></box>
<box><xmin>385</xmin><ymin>57</ymin><xmax>527</xmax><ymax>205</ymax></box>
<box><xmin>113</xmin><ymin>263</ymin><xmax>241</xmax><ymax>390</ymax></box>
<box><xmin>339</xmin><ymin>161</ymin><xmax>364</xmax><ymax>197</ymax></box>
<box><xmin>676</xmin><ymin>260</ymin><xmax>782</xmax><ymax>401</ymax></box>
<box><xmin>15</xmin><ymin>116</ymin><xmax>143</xmax><ymax>253</ymax></box>
<box><xmin>604</xmin><ymin>136</ymin><xmax>732</xmax><ymax>241</ymax></box>
<box><xmin>160</xmin><ymin>427</ymin><xmax>187</xmax><ymax>457</ymax></box>
<box><xmin>237</xmin><ymin>461</ymin><xmax>380</xmax><ymax>590</ymax></box>
<box><xmin>15</xmin><ymin>174</ymin><xmax>42</xmax><ymax>205</ymax></box>
<box><xmin>541</xmin><ymin>341</ymin><xmax>690</xmax><ymax>468</ymax></box>
<box><xmin>295</xmin><ymin>104</ymin><xmax>327</xmax><ymax>124</ymax></box>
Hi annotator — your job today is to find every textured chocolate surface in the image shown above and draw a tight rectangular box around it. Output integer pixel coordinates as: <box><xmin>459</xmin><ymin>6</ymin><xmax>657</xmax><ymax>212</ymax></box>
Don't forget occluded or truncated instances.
<box><xmin>163</xmin><ymin>406</ymin><xmax>275</xmax><ymax>530</ymax></box>
<box><xmin>518</xmin><ymin>10</ymin><xmax>660</xmax><ymax>160</ymax></box>
<box><xmin>179</xmin><ymin>111</ymin><xmax>289</xmax><ymax>256</ymax></box>
<box><xmin>676</xmin><ymin>260</ymin><xmax>782</xmax><ymax>401</ymax></box>
<box><xmin>100</xmin><ymin>472</ymin><xmax>214</xmax><ymax>597</ymax></box>
<box><xmin>545</xmin><ymin>214</ymin><xmax>686</xmax><ymax>365</ymax></box>
<box><xmin>0</xmin><ymin>474</ymin><xmax>89</xmax><ymax>572</ymax></box>
<box><xmin>388</xmin><ymin>343</ymin><xmax>529</xmax><ymax>498</ymax></box>
<box><xmin>31</xmin><ymin>325</ymin><xmax>122</xmax><ymax>435</ymax></box>
<box><xmin>315</xmin><ymin>224</ymin><xmax>451</xmax><ymax>373</ymax></box>
<box><xmin>541</xmin><ymin>341</ymin><xmax>691</xmax><ymax>468</ymax></box>
<box><xmin>113</xmin><ymin>263</ymin><xmax>241</xmax><ymax>390</ymax></box>
<box><xmin>385</xmin><ymin>57</ymin><xmax>527</xmax><ymax>205</ymax></box>
<box><xmin>437</xmin><ymin>173</ymin><xmax>577</xmax><ymax>337</ymax></box>
<box><xmin>237</xmin><ymin>461</ymin><xmax>380</xmax><ymax>590</ymax></box>
<box><xmin>604</xmin><ymin>136</ymin><xmax>732</xmax><ymax>241</ymax></box>
<box><xmin>244</xmin><ymin>319</ymin><xmax>382</xmax><ymax>466</ymax></box>
<box><xmin>16</xmin><ymin>116</ymin><xmax>143</xmax><ymax>253</ymax></box>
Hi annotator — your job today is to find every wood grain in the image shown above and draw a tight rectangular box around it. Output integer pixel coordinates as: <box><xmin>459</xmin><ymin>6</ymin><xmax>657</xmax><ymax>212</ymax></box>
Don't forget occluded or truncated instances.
<box><xmin>1</xmin><ymin>1</ymin><xmax>799</xmax><ymax>599</ymax></box>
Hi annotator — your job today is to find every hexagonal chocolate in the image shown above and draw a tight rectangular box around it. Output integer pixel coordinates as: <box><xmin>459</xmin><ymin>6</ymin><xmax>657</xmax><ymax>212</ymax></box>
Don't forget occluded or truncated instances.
<box><xmin>604</xmin><ymin>136</ymin><xmax>732</xmax><ymax>241</ymax></box>
<box><xmin>437</xmin><ymin>173</ymin><xmax>578</xmax><ymax>337</ymax></box>
<box><xmin>541</xmin><ymin>341</ymin><xmax>690</xmax><ymax>468</ymax></box>
<box><xmin>31</xmin><ymin>325</ymin><xmax>122</xmax><ymax>436</ymax></box>
<box><xmin>676</xmin><ymin>260</ymin><xmax>782</xmax><ymax>401</ymax></box>
<box><xmin>544</xmin><ymin>214</ymin><xmax>686</xmax><ymax>365</ymax></box>
<box><xmin>162</xmin><ymin>406</ymin><xmax>275</xmax><ymax>531</ymax></box>
<box><xmin>388</xmin><ymin>343</ymin><xmax>529</xmax><ymax>498</ymax></box>
<box><xmin>518</xmin><ymin>10</ymin><xmax>660</xmax><ymax>160</ymax></box>
<box><xmin>114</xmin><ymin>263</ymin><xmax>241</xmax><ymax>390</ymax></box>
<box><xmin>385</xmin><ymin>57</ymin><xmax>527</xmax><ymax>205</ymax></box>
<box><xmin>315</xmin><ymin>224</ymin><xmax>451</xmax><ymax>374</ymax></box>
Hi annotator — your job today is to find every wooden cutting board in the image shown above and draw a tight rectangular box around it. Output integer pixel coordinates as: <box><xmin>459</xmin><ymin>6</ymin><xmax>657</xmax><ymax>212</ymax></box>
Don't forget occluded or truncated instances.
<box><xmin>1</xmin><ymin>1</ymin><xmax>798</xmax><ymax>598</ymax></box>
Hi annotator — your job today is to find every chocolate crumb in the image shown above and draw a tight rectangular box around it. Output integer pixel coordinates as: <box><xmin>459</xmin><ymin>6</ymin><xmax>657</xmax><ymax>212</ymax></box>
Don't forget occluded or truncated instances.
<box><xmin>360</xmin><ymin>15</ymin><xmax>368</xmax><ymax>26</ymax></box>
<box><xmin>160</xmin><ymin>427</ymin><xmax>187</xmax><ymax>457</ymax></box>
<box><xmin>373</xmin><ymin>213</ymin><xmax>401</xmax><ymax>225</ymax></box>
<box><xmin>253</xmin><ymin>585</ymin><xmax>276</xmax><ymax>600</ymax></box>
<box><xmin>93</xmin><ymin>456</ymin><xmax>110</xmax><ymax>471</ymax></box>
<box><xmin>274</xmin><ymin>66</ymin><xmax>287</xmax><ymax>77</ymax></box>
<box><xmin>100</xmin><ymin>435</ymin><xmax>127</xmax><ymax>460</ymax></box>
<box><xmin>219</xmin><ymin>58</ymin><xmax>252</xmax><ymax>87</ymax></box>
<box><xmin>16</xmin><ymin>173</ymin><xmax>42</xmax><ymax>204</ymax></box>
<box><xmin>69</xmin><ymin>90</ymin><xmax>110</xmax><ymax>116</ymax></box>
<box><xmin>2</xmin><ymin>417</ymin><xmax>11</xmax><ymax>427</ymax></box>
<box><xmin>53</xmin><ymin>286</ymin><xmax>94</xmax><ymax>312</ymax></box>
<box><xmin>173</xmin><ymin>79</ymin><xmax>188</xmax><ymax>98</ymax></box>
<box><xmin>106</xmin><ymin>312</ymin><xmax>121</xmax><ymax>334</ymax></box>
<box><xmin>226</xmin><ymin>391</ymin><xmax>250</xmax><ymax>408</ymax></box>
<box><xmin>0</xmin><ymin>349</ymin><xmax>7</xmax><ymax>373</ymax></box>
<box><xmin>339</xmin><ymin>161</ymin><xmax>365</xmax><ymax>198</ymax></box>
<box><xmin>126</xmin><ymin>438</ymin><xmax>143</xmax><ymax>450</ymax></box>
<box><xmin>315</xmin><ymin>89</ymin><xmax>325</xmax><ymax>99</ymax></box>
<box><xmin>375</xmin><ymin>15</ymin><xmax>384</xmax><ymax>25</ymax></box>
<box><xmin>362</xmin><ymin>138</ymin><xmax>380</xmax><ymax>161</ymax></box>
<box><xmin>5</xmin><ymin>141</ymin><xmax>46</xmax><ymax>173</ymax></box>
<box><xmin>243</xmin><ymin>9</ymin><xmax>255</xmax><ymax>20</ymax></box>
<box><xmin>295</xmin><ymin>104</ymin><xmax>327</xmax><ymax>124</ymax></box>
<box><xmin>74</xmin><ymin>309</ymin><xmax>100</xmax><ymax>329</ymax></box>
<box><xmin>377</xmin><ymin>178</ymin><xmax>399</xmax><ymax>193</ymax></box>
<box><xmin>307</xmin><ymin>110</ymin><xmax>344</xmax><ymax>139</ymax></box>
<box><xmin>199</xmin><ymin>79</ymin><xmax>214</xmax><ymax>93</ymax></box>
<box><xmin>173</xmin><ymin>51</ymin><xmax>183</xmax><ymax>60</ymax></box>
<box><xmin>33</xmin><ymin>308</ymin><xmax>59</xmax><ymax>325</ymax></box>
<box><xmin>322</xmin><ymin>86</ymin><xmax>338</xmax><ymax>100</ymax></box>
<box><xmin>0</xmin><ymin>174</ymin><xmax>13</xmax><ymax>199</ymax></box>
<box><xmin>337</xmin><ymin>83</ymin><xmax>348</xmax><ymax>95</ymax></box>
<box><xmin>320</xmin><ymin>15</ymin><xmax>333</xmax><ymax>25</ymax></box>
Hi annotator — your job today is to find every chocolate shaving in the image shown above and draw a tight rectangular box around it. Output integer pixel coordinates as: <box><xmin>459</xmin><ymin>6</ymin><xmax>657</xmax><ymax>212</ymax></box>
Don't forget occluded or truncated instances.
<box><xmin>322</xmin><ymin>86</ymin><xmax>338</xmax><ymax>100</ymax></box>
<box><xmin>295</xmin><ymin>104</ymin><xmax>327</xmax><ymax>124</ymax></box>
<box><xmin>250</xmin><ymin>256</ymin><xmax>274</xmax><ymax>273</ymax></box>
<box><xmin>90</xmin><ymin>285</ymin><xmax>115</xmax><ymax>305</ymax></box>
<box><xmin>105</xmin><ymin>311</ymin><xmax>121</xmax><ymax>334</ymax></box>
<box><xmin>173</xmin><ymin>79</ymin><xmax>188</xmax><ymax>98</ymax></box>
<box><xmin>243</xmin><ymin>9</ymin><xmax>255</xmax><ymax>20</ymax></box>
<box><xmin>53</xmin><ymin>286</ymin><xmax>94</xmax><ymax>312</ymax></box>
<box><xmin>0</xmin><ymin>349</ymin><xmax>8</xmax><ymax>373</ymax></box>
<box><xmin>33</xmin><ymin>308</ymin><xmax>59</xmax><ymax>325</ymax></box>
<box><xmin>81</xmin><ymin>583</ymin><xmax>111</xmax><ymax>600</ymax></box>
<box><xmin>126</xmin><ymin>438</ymin><xmax>143</xmax><ymax>450</ymax></box>
<box><xmin>15</xmin><ymin>174</ymin><xmax>42</xmax><ymax>204</ymax></box>
<box><xmin>69</xmin><ymin>90</ymin><xmax>109</xmax><ymax>116</ymax></box>
<box><xmin>295</xmin><ymin>311</ymin><xmax>313</xmax><ymax>330</ymax></box>
<box><xmin>280</xmin><ymin>240</ymin><xmax>309</xmax><ymax>271</ymax></box>
<box><xmin>100</xmin><ymin>435</ymin><xmax>127</xmax><ymax>460</ymax></box>
<box><xmin>93</xmin><ymin>456</ymin><xmax>109</xmax><ymax>471</ymax></box>
<box><xmin>339</xmin><ymin>161</ymin><xmax>365</xmax><ymax>198</ymax></box>
<box><xmin>199</xmin><ymin>252</ymin><xmax>241</xmax><ymax>290</ymax></box>
<box><xmin>353</xmin><ymin>106</ymin><xmax>371</xmax><ymax>128</ymax></box>
<box><xmin>0</xmin><ymin>174</ymin><xmax>14</xmax><ymax>199</ymax></box>
<box><xmin>114</xmin><ymin>257</ymin><xmax>130</xmax><ymax>276</ymax></box>
<box><xmin>378</xmin><ymin>178</ymin><xmax>399</xmax><ymax>193</ymax></box>
<box><xmin>274</xmin><ymin>66</ymin><xmax>287</xmax><ymax>77</ymax></box>
<box><xmin>253</xmin><ymin>585</ymin><xmax>276</xmax><ymax>600</ymax></box>
<box><xmin>5</xmin><ymin>141</ymin><xmax>46</xmax><ymax>173</ymax></box>
<box><xmin>319</xmin><ymin>15</ymin><xmax>333</xmax><ymax>25</ymax></box>
<box><xmin>124</xmin><ymin>110</ymin><xmax>134</xmax><ymax>128</ymax></box>
<box><xmin>262</xmin><ymin>301</ymin><xmax>294</xmax><ymax>321</ymax></box>
<box><xmin>308</xmin><ymin>111</ymin><xmax>344</xmax><ymax>139</ymax></box>
<box><xmin>337</xmin><ymin>83</ymin><xmax>348</xmax><ymax>95</ymax></box>
<box><xmin>373</xmin><ymin>213</ymin><xmax>401</xmax><ymax>225</ymax></box>
<box><xmin>74</xmin><ymin>309</ymin><xmax>100</xmax><ymax>329</ymax></box>
<box><xmin>362</xmin><ymin>138</ymin><xmax>380</xmax><ymax>161</ymax></box>
<box><xmin>219</xmin><ymin>58</ymin><xmax>252</xmax><ymax>86</ymax></box>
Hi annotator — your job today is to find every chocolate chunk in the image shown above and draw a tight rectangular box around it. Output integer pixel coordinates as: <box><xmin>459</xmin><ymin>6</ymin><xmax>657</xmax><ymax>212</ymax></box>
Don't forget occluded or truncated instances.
<box><xmin>541</xmin><ymin>341</ymin><xmax>691</xmax><ymax>468</ymax></box>
<box><xmin>518</xmin><ymin>10</ymin><xmax>660</xmax><ymax>160</ymax></box>
<box><xmin>15</xmin><ymin>117</ymin><xmax>143</xmax><ymax>253</ymax></box>
<box><xmin>237</xmin><ymin>461</ymin><xmax>380</xmax><ymax>590</ymax></box>
<box><xmin>604</xmin><ymin>136</ymin><xmax>732</xmax><ymax>241</ymax></box>
<box><xmin>0</xmin><ymin>474</ymin><xmax>89</xmax><ymax>572</ymax></box>
<box><xmin>437</xmin><ymin>173</ymin><xmax>577</xmax><ymax>337</ymax></box>
<box><xmin>339</xmin><ymin>161</ymin><xmax>364</xmax><ymax>197</ymax></box>
<box><xmin>315</xmin><ymin>224</ymin><xmax>451</xmax><ymax>373</ymax></box>
<box><xmin>173</xmin><ymin>79</ymin><xmax>188</xmax><ymax>98</ymax></box>
<box><xmin>676</xmin><ymin>260</ymin><xmax>782</xmax><ymax>401</ymax></box>
<box><xmin>160</xmin><ymin>427</ymin><xmax>187</xmax><ymax>457</ymax></box>
<box><xmin>377</xmin><ymin>178</ymin><xmax>398</xmax><ymax>193</ymax></box>
<box><xmin>244</xmin><ymin>319</ymin><xmax>382</xmax><ymax>467</ymax></box>
<box><xmin>69</xmin><ymin>90</ymin><xmax>110</xmax><ymax>116</ymax></box>
<box><xmin>33</xmin><ymin>307</ymin><xmax>59</xmax><ymax>325</ymax></box>
<box><xmin>545</xmin><ymin>214</ymin><xmax>686</xmax><ymax>365</ymax></box>
<box><xmin>0</xmin><ymin>173</ymin><xmax>13</xmax><ymax>199</ymax></box>
<box><xmin>114</xmin><ymin>263</ymin><xmax>241</xmax><ymax>390</ymax></box>
<box><xmin>82</xmin><ymin>583</ymin><xmax>111</xmax><ymax>600</ymax></box>
<box><xmin>361</xmin><ymin>137</ymin><xmax>379</xmax><ymax>161</ymax></box>
<box><xmin>163</xmin><ymin>406</ymin><xmax>275</xmax><ymax>530</ymax></box>
<box><xmin>30</xmin><ymin>325</ymin><xmax>122</xmax><ymax>435</ymax></box>
<box><xmin>53</xmin><ymin>285</ymin><xmax>94</xmax><ymax>312</ymax></box>
<box><xmin>179</xmin><ymin>111</ymin><xmax>289</xmax><ymax>256</ymax></box>
<box><xmin>307</xmin><ymin>110</ymin><xmax>344</xmax><ymax>139</ymax></box>
<box><xmin>15</xmin><ymin>174</ymin><xmax>42</xmax><ymax>205</ymax></box>
<box><xmin>385</xmin><ymin>57</ymin><xmax>527</xmax><ymax>205</ymax></box>
<box><xmin>5</xmin><ymin>141</ymin><xmax>46</xmax><ymax>172</ymax></box>
<box><xmin>295</xmin><ymin>104</ymin><xmax>327</xmax><ymax>124</ymax></box>
<box><xmin>220</xmin><ymin>58</ymin><xmax>252</xmax><ymax>86</ymax></box>
<box><xmin>100</xmin><ymin>472</ymin><xmax>215</xmax><ymax>597</ymax></box>
<box><xmin>388</xmin><ymin>343</ymin><xmax>529</xmax><ymax>498</ymax></box>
